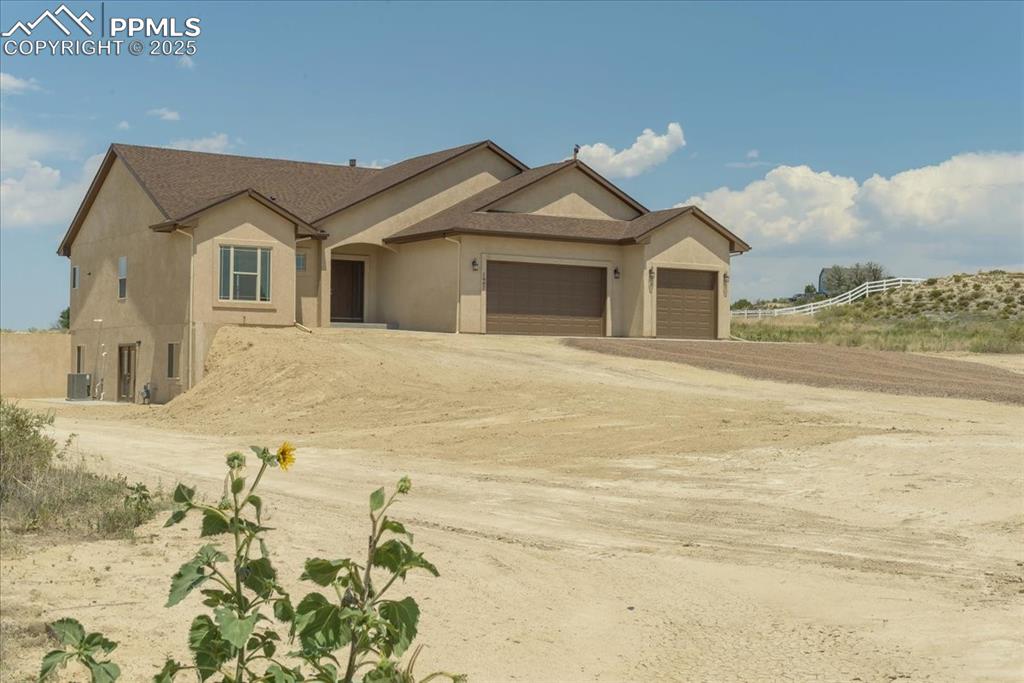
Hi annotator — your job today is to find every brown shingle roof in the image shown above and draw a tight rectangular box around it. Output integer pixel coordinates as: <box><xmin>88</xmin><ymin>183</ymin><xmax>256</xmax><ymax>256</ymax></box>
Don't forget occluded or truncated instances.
<box><xmin>113</xmin><ymin>143</ymin><xmax>377</xmax><ymax>223</ymax></box>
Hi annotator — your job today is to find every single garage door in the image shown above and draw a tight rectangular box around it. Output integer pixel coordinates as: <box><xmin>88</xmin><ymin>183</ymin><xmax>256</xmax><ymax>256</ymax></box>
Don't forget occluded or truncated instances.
<box><xmin>486</xmin><ymin>261</ymin><xmax>606</xmax><ymax>336</ymax></box>
<box><xmin>656</xmin><ymin>268</ymin><xmax>717</xmax><ymax>339</ymax></box>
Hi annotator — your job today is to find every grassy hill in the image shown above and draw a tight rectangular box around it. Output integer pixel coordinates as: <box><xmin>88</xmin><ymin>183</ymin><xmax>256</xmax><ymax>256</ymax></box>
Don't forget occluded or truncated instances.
<box><xmin>732</xmin><ymin>271</ymin><xmax>1024</xmax><ymax>353</ymax></box>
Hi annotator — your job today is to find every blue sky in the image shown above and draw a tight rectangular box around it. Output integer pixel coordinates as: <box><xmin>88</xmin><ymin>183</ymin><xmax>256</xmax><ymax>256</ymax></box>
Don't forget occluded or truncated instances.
<box><xmin>1</xmin><ymin>0</ymin><xmax>1022</xmax><ymax>328</ymax></box>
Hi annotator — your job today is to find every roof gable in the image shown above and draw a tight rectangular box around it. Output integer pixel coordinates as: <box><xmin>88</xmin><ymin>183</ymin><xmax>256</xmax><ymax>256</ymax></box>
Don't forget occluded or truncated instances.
<box><xmin>485</xmin><ymin>161</ymin><xmax>646</xmax><ymax>220</ymax></box>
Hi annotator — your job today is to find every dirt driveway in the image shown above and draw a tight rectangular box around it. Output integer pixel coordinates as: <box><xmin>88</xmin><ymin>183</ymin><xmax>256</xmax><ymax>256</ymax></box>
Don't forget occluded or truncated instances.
<box><xmin>2</xmin><ymin>329</ymin><xmax>1022</xmax><ymax>681</ymax></box>
<box><xmin>567</xmin><ymin>338</ymin><xmax>1024</xmax><ymax>404</ymax></box>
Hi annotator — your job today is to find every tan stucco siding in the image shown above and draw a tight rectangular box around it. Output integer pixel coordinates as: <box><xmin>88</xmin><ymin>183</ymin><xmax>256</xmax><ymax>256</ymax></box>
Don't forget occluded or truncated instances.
<box><xmin>640</xmin><ymin>214</ymin><xmax>733</xmax><ymax>339</ymax></box>
<box><xmin>379</xmin><ymin>240</ymin><xmax>458</xmax><ymax>332</ymax></box>
<box><xmin>487</xmin><ymin>167</ymin><xmax>642</xmax><ymax>221</ymax></box>
<box><xmin>295</xmin><ymin>242</ymin><xmax>320</xmax><ymax>326</ymax></box>
<box><xmin>67</xmin><ymin>158</ymin><xmax>190</xmax><ymax>402</ymax></box>
<box><xmin>316</xmin><ymin>147</ymin><xmax>520</xmax><ymax>326</ymax></box>
<box><xmin>454</xmin><ymin>235</ymin><xmax>633</xmax><ymax>336</ymax></box>
<box><xmin>0</xmin><ymin>332</ymin><xmax>70</xmax><ymax>398</ymax></box>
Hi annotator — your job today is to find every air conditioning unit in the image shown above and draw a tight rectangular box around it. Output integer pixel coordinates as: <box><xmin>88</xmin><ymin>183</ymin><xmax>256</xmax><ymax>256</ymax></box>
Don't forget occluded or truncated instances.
<box><xmin>67</xmin><ymin>373</ymin><xmax>91</xmax><ymax>400</ymax></box>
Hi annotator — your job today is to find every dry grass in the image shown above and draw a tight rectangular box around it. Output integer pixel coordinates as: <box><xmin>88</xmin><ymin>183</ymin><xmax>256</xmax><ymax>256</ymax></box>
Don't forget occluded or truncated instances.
<box><xmin>734</xmin><ymin>271</ymin><xmax>1024</xmax><ymax>353</ymax></box>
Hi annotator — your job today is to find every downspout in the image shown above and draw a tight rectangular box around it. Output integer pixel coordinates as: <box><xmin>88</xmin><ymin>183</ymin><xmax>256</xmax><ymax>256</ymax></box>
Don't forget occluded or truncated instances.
<box><xmin>444</xmin><ymin>235</ymin><xmax>462</xmax><ymax>333</ymax></box>
<box><xmin>173</xmin><ymin>228</ymin><xmax>195</xmax><ymax>390</ymax></box>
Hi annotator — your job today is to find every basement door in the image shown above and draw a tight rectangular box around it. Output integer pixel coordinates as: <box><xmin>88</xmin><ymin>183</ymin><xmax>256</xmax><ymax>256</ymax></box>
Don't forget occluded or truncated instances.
<box><xmin>486</xmin><ymin>260</ymin><xmax>606</xmax><ymax>336</ymax></box>
<box><xmin>117</xmin><ymin>344</ymin><xmax>136</xmax><ymax>402</ymax></box>
<box><xmin>656</xmin><ymin>268</ymin><xmax>718</xmax><ymax>339</ymax></box>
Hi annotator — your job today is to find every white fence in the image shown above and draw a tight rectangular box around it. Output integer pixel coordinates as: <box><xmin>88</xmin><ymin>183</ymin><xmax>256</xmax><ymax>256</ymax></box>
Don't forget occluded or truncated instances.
<box><xmin>731</xmin><ymin>277</ymin><xmax>925</xmax><ymax>319</ymax></box>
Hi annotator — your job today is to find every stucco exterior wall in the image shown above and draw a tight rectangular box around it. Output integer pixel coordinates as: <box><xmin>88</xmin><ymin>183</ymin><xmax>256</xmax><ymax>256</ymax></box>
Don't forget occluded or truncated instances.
<box><xmin>640</xmin><ymin>214</ymin><xmax>733</xmax><ymax>339</ymax></box>
<box><xmin>67</xmin><ymin>158</ymin><xmax>191</xmax><ymax>403</ymax></box>
<box><xmin>379</xmin><ymin>239</ymin><xmax>458</xmax><ymax>332</ymax></box>
<box><xmin>0</xmin><ymin>332</ymin><xmax>70</xmax><ymax>398</ymax></box>
<box><xmin>295</xmin><ymin>241</ymin><xmax>321</xmax><ymax>326</ymax></box>
<box><xmin>488</xmin><ymin>167</ymin><xmax>642</xmax><ymax>221</ymax></box>
<box><xmin>316</xmin><ymin>147</ymin><xmax>521</xmax><ymax>326</ymax></box>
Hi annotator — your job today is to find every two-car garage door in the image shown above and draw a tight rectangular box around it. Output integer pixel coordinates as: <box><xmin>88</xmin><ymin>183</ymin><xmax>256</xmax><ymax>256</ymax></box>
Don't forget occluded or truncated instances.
<box><xmin>656</xmin><ymin>268</ymin><xmax>718</xmax><ymax>339</ymax></box>
<box><xmin>486</xmin><ymin>261</ymin><xmax>606</xmax><ymax>336</ymax></box>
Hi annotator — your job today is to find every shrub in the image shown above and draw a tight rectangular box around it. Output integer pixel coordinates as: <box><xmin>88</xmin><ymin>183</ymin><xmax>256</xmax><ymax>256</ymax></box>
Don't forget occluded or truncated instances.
<box><xmin>925</xmin><ymin>278</ymin><xmax>938</xmax><ymax>285</ymax></box>
<box><xmin>40</xmin><ymin>445</ymin><xmax>463</xmax><ymax>683</ymax></box>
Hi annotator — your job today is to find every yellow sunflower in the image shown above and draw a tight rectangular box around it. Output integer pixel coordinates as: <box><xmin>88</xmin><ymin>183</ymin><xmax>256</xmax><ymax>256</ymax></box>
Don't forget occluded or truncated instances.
<box><xmin>276</xmin><ymin>442</ymin><xmax>296</xmax><ymax>471</ymax></box>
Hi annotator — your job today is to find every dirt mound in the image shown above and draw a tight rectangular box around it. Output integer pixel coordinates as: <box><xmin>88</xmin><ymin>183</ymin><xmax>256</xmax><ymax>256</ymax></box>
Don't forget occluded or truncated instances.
<box><xmin>141</xmin><ymin>326</ymin><xmax>869</xmax><ymax>465</ymax></box>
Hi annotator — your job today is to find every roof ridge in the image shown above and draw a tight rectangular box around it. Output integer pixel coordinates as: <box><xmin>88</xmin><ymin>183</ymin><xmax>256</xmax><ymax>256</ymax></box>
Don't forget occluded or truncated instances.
<box><xmin>110</xmin><ymin>142</ymin><xmax>383</xmax><ymax>170</ymax></box>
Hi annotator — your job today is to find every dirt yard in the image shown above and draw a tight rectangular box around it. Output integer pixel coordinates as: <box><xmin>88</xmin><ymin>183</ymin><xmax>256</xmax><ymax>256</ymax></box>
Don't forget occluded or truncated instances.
<box><xmin>2</xmin><ymin>328</ymin><xmax>1022</xmax><ymax>681</ymax></box>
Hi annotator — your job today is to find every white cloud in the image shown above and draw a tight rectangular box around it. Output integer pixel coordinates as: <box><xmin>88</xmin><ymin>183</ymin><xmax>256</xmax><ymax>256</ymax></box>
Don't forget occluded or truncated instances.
<box><xmin>169</xmin><ymin>132</ymin><xmax>232</xmax><ymax>153</ymax></box>
<box><xmin>746</xmin><ymin>149</ymin><xmax>760</xmax><ymax>159</ymax></box>
<box><xmin>684</xmin><ymin>152</ymin><xmax>1024</xmax><ymax>299</ymax></box>
<box><xmin>0</xmin><ymin>72</ymin><xmax>42</xmax><ymax>95</ymax></box>
<box><xmin>577</xmin><ymin>122</ymin><xmax>685</xmax><ymax>178</ymax></box>
<box><xmin>147</xmin><ymin>107</ymin><xmax>181</xmax><ymax>121</ymax></box>
<box><xmin>0</xmin><ymin>153</ymin><xmax>103</xmax><ymax>230</ymax></box>
<box><xmin>726</xmin><ymin>148</ymin><xmax>772</xmax><ymax>169</ymax></box>
<box><xmin>0</xmin><ymin>126</ymin><xmax>70</xmax><ymax>172</ymax></box>
<box><xmin>178</xmin><ymin>56</ymin><xmax>195</xmax><ymax>69</ymax></box>
<box><xmin>116</xmin><ymin>120</ymin><xmax>130</xmax><ymax>130</ymax></box>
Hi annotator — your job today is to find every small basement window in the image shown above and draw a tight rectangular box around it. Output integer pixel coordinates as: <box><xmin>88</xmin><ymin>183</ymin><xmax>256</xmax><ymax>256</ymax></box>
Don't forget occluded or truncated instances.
<box><xmin>117</xmin><ymin>256</ymin><xmax>127</xmax><ymax>299</ymax></box>
<box><xmin>167</xmin><ymin>342</ymin><xmax>180</xmax><ymax>379</ymax></box>
<box><xmin>219</xmin><ymin>245</ymin><xmax>271</xmax><ymax>302</ymax></box>
<box><xmin>71</xmin><ymin>266</ymin><xmax>80</xmax><ymax>290</ymax></box>
<box><xmin>296</xmin><ymin>251</ymin><xmax>307</xmax><ymax>272</ymax></box>
<box><xmin>75</xmin><ymin>345</ymin><xmax>85</xmax><ymax>373</ymax></box>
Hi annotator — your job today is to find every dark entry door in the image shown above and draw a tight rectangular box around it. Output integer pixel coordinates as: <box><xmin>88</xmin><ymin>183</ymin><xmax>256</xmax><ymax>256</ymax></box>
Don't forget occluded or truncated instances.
<box><xmin>331</xmin><ymin>260</ymin><xmax>365</xmax><ymax>322</ymax></box>
<box><xmin>117</xmin><ymin>344</ymin><xmax>136</xmax><ymax>402</ymax></box>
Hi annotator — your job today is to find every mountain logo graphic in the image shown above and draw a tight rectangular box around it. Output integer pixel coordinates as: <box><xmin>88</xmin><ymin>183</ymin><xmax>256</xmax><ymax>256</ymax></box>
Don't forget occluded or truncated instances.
<box><xmin>2</xmin><ymin>4</ymin><xmax>95</xmax><ymax>37</ymax></box>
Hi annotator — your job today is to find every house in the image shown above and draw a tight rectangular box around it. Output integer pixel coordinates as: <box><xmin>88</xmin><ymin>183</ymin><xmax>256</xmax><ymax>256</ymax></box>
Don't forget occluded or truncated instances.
<box><xmin>58</xmin><ymin>140</ymin><xmax>750</xmax><ymax>403</ymax></box>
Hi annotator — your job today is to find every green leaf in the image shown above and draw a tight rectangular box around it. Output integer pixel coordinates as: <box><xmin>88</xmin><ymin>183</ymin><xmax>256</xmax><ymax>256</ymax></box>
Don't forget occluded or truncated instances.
<box><xmin>294</xmin><ymin>592</ymin><xmax>351</xmax><ymax>650</ymax></box>
<box><xmin>246</xmin><ymin>495</ymin><xmax>263</xmax><ymax>523</ymax></box>
<box><xmin>300</xmin><ymin>558</ymin><xmax>353</xmax><ymax>587</ymax></box>
<box><xmin>370</xmin><ymin>487</ymin><xmax>385</xmax><ymax>512</ymax></box>
<box><xmin>251</xmin><ymin>445</ymin><xmax>275</xmax><ymax>465</ymax></box>
<box><xmin>153</xmin><ymin>658</ymin><xmax>184</xmax><ymax>683</ymax></box>
<box><xmin>199</xmin><ymin>509</ymin><xmax>230</xmax><ymax>537</ymax></box>
<box><xmin>82</xmin><ymin>631</ymin><xmax>118</xmax><ymax>654</ymax></box>
<box><xmin>39</xmin><ymin>650</ymin><xmax>72</xmax><ymax>681</ymax></box>
<box><xmin>265</xmin><ymin>664</ymin><xmax>302</xmax><ymax>683</ymax></box>
<box><xmin>373</xmin><ymin>540</ymin><xmax>439</xmax><ymax>579</ymax></box>
<box><xmin>163</xmin><ymin>509</ymin><xmax>188</xmax><ymax>528</ymax></box>
<box><xmin>273</xmin><ymin>596</ymin><xmax>294</xmax><ymax>623</ymax></box>
<box><xmin>48</xmin><ymin>618</ymin><xmax>85</xmax><ymax>646</ymax></box>
<box><xmin>214</xmin><ymin>607</ymin><xmax>257</xmax><ymax>649</ymax></box>
<box><xmin>380</xmin><ymin>518</ymin><xmax>412</xmax><ymax>541</ymax></box>
<box><xmin>167</xmin><ymin>545</ymin><xmax>226</xmax><ymax>607</ymax></box>
<box><xmin>231</xmin><ymin>476</ymin><xmax>245</xmax><ymax>494</ymax></box>
<box><xmin>171</xmin><ymin>483</ymin><xmax>195</xmax><ymax>505</ymax></box>
<box><xmin>378</xmin><ymin>597</ymin><xmax>420</xmax><ymax>658</ymax></box>
<box><xmin>188</xmin><ymin>615</ymin><xmax>234</xmax><ymax>682</ymax></box>
<box><xmin>86</xmin><ymin>660</ymin><xmax>121</xmax><ymax>683</ymax></box>
<box><xmin>242</xmin><ymin>557</ymin><xmax>277</xmax><ymax>599</ymax></box>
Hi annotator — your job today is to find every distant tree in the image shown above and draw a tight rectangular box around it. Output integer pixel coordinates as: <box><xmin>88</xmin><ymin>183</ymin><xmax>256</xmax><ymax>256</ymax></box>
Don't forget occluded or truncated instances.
<box><xmin>731</xmin><ymin>298</ymin><xmax>753</xmax><ymax>310</ymax></box>
<box><xmin>821</xmin><ymin>263</ymin><xmax>891</xmax><ymax>294</ymax></box>
<box><xmin>56</xmin><ymin>307</ymin><xmax>69</xmax><ymax>330</ymax></box>
<box><xmin>803</xmin><ymin>283</ymin><xmax>817</xmax><ymax>295</ymax></box>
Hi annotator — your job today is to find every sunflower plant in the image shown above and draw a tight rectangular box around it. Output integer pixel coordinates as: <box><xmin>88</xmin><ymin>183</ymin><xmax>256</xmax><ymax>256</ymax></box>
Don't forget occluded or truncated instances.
<box><xmin>39</xmin><ymin>443</ymin><xmax>462</xmax><ymax>683</ymax></box>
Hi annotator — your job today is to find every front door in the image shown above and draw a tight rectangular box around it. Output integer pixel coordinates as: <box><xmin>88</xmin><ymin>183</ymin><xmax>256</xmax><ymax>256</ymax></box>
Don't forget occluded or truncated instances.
<box><xmin>331</xmin><ymin>259</ymin><xmax>365</xmax><ymax>322</ymax></box>
<box><xmin>117</xmin><ymin>344</ymin><xmax>136</xmax><ymax>402</ymax></box>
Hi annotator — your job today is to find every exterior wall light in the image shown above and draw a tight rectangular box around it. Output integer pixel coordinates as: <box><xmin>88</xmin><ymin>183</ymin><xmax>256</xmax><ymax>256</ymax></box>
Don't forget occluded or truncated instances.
<box><xmin>648</xmin><ymin>267</ymin><xmax>655</xmax><ymax>287</ymax></box>
<box><xmin>471</xmin><ymin>258</ymin><xmax>479</xmax><ymax>271</ymax></box>
<box><xmin>723</xmin><ymin>272</ymin><xmax>730</xmax><ymax>294</ymax></box>
<box><xmin>613</xmin><ymin>267</ymin><xmax>620</xmax><ymax>279</ymax></box>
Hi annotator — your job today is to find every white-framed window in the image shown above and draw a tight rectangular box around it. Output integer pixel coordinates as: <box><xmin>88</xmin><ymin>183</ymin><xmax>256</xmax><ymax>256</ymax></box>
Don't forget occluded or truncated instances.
<box><xmin>71</xmin><ymin>266</ymin><xmax>80</xmax><ymax>290</ymax></box>
<box><xmin>75</xmin><ymin>345</ymin><xmax>85</xmax><ymax>373</ymax></box>
<box><xmin>296</xmin><ymin>251</ymin><xmax>307</xmax><ymax>272</ymax></box>
<box><xmin>117</xmin><ymin>256</ymin><xmax>127</xmax><ymax>299</ymax></box>
<box><xmin>219</xmin><ymin>245</ymin><xmax>271</xmax><ymax>302</ymax></box>
<box><xmin>167</xmin><ymin>342</ymin><xmax>180</xmax><ymax>379</ymax></box>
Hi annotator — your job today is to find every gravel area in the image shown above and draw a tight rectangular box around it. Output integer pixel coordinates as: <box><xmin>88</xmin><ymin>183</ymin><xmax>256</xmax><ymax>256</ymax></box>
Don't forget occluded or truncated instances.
<box><xmin>566</xmin><ymin>339</ymin><xmax>1024</xmax><ymax>405</ymax></box>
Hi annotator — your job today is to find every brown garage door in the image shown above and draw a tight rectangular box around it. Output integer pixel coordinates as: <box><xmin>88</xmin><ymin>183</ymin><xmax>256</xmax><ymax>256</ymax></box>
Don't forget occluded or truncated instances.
<box><xmin>656</xmin><ymin>268</ymin><xmax>717</xmax><ymax>339</ymax></box>
<box><xmin>486</xmin><ymin>261</ymin><xmax>606</xmax><ymax>336</ymax></box>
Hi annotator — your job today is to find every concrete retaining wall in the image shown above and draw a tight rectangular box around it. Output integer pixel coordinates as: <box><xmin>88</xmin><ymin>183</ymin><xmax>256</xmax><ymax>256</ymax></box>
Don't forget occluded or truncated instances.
<box><xmin>0</xmin><ymin>332</ymin><xmax>71</xmax><ymax>398</ymax></box>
